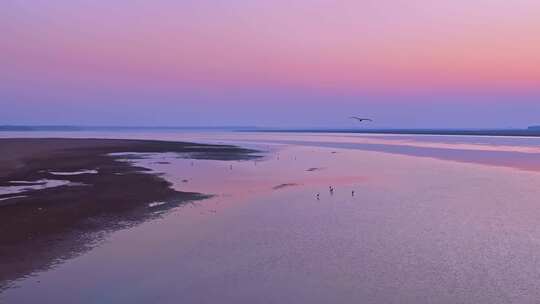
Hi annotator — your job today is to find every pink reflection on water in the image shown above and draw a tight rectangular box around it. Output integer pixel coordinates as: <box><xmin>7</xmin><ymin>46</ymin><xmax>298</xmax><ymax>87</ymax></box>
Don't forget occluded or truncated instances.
<box><xmin>3</xmin><ymin>131</ymin><xmax>540</xmax><ymax>172</ymax></box>
<box><xmin>4</xmin><ymin>141</ymin><xmax>540</xmax><ymax>303</ymax></box>
<box><xmin>132</xmin><ymin>147</ymin><xmax>369</xmax><ymax>204</ymax></box>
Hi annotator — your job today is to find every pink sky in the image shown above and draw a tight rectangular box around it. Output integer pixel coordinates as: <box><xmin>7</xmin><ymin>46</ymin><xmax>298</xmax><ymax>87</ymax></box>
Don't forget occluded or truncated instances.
<box><xmin>1</xmin><ymin>0</ymin><xmax>540</xmax><ymax>127</ymax></box>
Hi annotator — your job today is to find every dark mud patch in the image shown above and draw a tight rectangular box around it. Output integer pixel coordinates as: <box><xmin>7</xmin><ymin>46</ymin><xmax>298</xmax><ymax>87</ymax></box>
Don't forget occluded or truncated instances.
<box><xmin>0</xmin><ymin>138</ymin><xmax>260</xmax><ymax>290</ymax></box>
<box><xmin>273</xmin><ymin>183</ymin><xmax>300</xmax><ymax>190</ymax></box>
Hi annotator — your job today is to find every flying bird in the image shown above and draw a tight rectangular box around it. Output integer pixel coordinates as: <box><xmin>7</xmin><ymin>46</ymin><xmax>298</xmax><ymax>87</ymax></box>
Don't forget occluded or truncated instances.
<box><xmin>349</xmin><ymin>116</ymin><xmax>373</xmax><ymax>122</ymax></box>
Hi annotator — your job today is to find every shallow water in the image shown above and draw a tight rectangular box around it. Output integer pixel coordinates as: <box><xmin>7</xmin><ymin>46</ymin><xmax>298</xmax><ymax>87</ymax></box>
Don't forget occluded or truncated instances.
<box><xmin>0</xmin><ymin>179</ymin><xmax>73</xmax><ymax>196</ymax></box>
<box><xmin>49</xmin><ymin>170</ymin><xmax>99</xmax><ymax>176</ymax></box>
<box><xmin>4</xmin><ymin>131</ymin><xmax>540</xmax><ymax>172</ymax></box>
<box><xmin>2</xmin><ymin>132</ymin><xmax>540</xmax><ymax>303</ymax></box>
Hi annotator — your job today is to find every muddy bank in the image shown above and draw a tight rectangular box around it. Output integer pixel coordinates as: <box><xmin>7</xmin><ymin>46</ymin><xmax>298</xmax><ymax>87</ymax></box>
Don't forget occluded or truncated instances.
<box><xmin>0</xmin><ymin>138</ymin><xmax>260</xmax><ymax>289</ymax></box>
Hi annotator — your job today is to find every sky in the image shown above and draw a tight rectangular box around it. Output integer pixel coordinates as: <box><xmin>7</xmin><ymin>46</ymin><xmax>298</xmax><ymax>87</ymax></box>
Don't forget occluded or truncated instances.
<box><xmin>1</xmin><ymin>0</ymin><xmax>540</xmax><ymax>128</ymax></box>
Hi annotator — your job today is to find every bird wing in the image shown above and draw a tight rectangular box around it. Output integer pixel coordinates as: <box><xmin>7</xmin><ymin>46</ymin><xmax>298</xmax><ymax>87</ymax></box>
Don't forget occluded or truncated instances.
<box><xmin>349</xmin><ymin>116</ymin><xmax>373</xmax><ymax>122</ymax></box>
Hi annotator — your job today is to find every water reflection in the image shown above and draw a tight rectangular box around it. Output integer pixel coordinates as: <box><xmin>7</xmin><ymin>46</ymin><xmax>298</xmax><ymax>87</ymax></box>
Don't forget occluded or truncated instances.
<box><xmin>3</xmin><ymin>133</ymin><xmax>540</xmax><ymax>303</ymax></box>
<box><xmin>4</xmin><ymin>131</ymin><xmax>539</xmax><ymax>172</ymax></box>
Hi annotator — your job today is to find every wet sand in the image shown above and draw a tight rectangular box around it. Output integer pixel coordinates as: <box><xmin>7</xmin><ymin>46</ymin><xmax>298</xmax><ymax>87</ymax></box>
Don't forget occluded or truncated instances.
<box><xmin>0</xmin><ymin>138</ymin><xmax>259</xmax><ymax>289</ymax></box>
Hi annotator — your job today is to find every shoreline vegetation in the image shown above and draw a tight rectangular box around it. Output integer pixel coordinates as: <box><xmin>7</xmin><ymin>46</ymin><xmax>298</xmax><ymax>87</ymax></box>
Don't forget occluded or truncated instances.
<box><xmin>0</xmin><ymin>138</ymin><xmax>260</xmax><ymax>289</ymax></box>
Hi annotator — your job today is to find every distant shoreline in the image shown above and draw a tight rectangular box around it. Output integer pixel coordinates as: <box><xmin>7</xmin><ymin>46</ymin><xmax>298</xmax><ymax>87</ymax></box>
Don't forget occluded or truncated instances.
<box><xmin>3</xmin><ymin>126</ymin><xmax>540</xmax><ymax>137</ymax></box>
<box><xmin>240</xmin><ymin>129</ymin><xmax>540</xmax><ymax>137</ymax></box>
<box><xmin>0</xmin><ymin>125</ymin><xmax>258</xmax><ymax>132</ymax></box>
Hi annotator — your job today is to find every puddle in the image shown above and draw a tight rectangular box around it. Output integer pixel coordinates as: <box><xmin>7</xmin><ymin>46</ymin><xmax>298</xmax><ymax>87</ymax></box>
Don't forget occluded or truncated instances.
<box><xmin>49</xmin><ymin>170</ymin><xmax>98</xmax><ymax>176</ymax></box>
<box><xmin>0</xmin><ymin>179</ymin><xmax>79</xmax><ymax>195</ymax></box>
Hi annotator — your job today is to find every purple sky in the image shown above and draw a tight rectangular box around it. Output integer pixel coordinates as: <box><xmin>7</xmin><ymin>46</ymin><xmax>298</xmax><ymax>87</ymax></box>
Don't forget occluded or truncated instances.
<box><xmin>2</xmin><ymin>1</ymin><xmax>540</xmax><ymax>128</ymax></box>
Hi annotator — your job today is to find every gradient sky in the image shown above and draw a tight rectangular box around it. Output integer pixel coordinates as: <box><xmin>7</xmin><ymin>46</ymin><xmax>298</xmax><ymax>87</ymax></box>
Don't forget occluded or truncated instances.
<box><xmin>1</xmin><ymin>0</ymin><xmax>540</xmax><ymax>128</ymax></box>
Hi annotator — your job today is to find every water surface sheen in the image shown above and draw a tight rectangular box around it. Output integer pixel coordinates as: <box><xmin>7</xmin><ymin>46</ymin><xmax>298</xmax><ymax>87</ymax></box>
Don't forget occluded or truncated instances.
<box><xmin>2</xmin><ymin>132</ymin><xmax>540</xmax><ymax>304</ymax></box>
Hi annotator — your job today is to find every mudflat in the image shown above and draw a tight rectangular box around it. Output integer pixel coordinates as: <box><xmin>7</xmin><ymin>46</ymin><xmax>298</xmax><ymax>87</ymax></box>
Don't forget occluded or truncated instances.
<box><xmin>0</xmin><ymin>138</ymin><xmax>259</xmax><ymax>288</ymax></box>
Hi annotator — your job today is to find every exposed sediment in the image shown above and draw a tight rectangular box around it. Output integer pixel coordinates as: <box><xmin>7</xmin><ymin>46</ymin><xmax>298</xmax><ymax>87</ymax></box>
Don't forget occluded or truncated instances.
<box><xmin>0</xmin><ymin>138</ymin><xmax>260</xmax><ymax>289</ymax></box>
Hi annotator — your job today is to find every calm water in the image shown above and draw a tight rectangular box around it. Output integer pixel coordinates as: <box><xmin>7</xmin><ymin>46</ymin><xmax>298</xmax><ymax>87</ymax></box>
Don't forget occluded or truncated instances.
<box><xmin>2</xmin><ymin>132</ymin><xmax>540</xmax><ymax>303</ymax></box>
